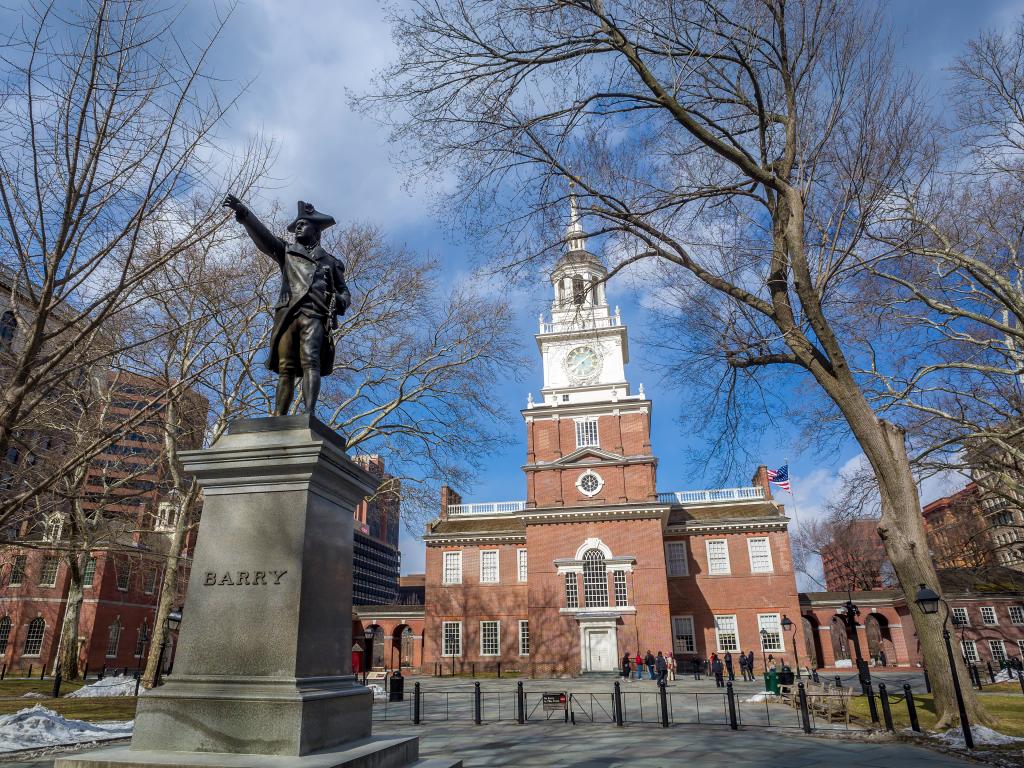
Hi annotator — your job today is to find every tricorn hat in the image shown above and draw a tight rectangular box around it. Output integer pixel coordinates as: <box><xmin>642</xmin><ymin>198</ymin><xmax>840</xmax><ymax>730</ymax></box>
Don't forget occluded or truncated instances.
<box><xmin>287</xmin><ymin>200</ymin><xmax>337</xmax><ymax>233</ymax></box>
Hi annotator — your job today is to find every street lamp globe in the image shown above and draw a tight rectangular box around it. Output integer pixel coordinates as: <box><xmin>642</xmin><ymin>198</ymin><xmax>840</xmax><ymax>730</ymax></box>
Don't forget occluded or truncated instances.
<box><xmin>914</xmin><ymin>584</ymin><xmax>941</xmax><ymax>615</ymax></box>
<box><xmin>781</xmin><ymin>615</ymin><xmax>793</xmax><ymax>632</ymax></box>
<box><xmin>166</xmin><ymin>609</ymin><xmax>183</xmax><ymax>632</ymax></box>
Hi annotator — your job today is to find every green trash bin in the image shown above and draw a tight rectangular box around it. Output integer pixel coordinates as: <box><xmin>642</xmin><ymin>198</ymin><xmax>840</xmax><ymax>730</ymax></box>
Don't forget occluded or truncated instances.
<box><xmin>764</xmin><ymin>669</ymin><xmax>779</xmax><ymax>694</ymax></box>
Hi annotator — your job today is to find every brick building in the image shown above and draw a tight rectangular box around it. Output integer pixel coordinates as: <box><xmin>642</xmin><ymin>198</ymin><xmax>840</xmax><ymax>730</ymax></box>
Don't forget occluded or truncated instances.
<box><xmin>420</xmin><ymin>199</ymin><xmax>808</xmax><ymax>676</ymax></box>
<box><xmin>0</xmin><ymin>373</ymin><xmax>206</xmax><ymax>675</ymax></box>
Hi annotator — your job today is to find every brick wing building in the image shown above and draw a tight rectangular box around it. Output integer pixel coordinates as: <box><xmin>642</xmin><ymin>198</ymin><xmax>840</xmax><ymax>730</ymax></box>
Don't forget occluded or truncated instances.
<box><xmin>420</xmin><ymin>200</ymin><xmax>808</xmax><ymax>676</ymax></box>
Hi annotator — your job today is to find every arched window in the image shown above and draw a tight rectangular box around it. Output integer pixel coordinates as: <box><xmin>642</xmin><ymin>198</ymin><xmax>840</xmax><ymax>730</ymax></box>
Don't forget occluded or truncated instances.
<box><xmin>105</xmin><ymin>620</ymin><xmax>121</xmax><ymax>658</ymax></box>
<box><xmin>135</xmin><ymin>622</ymin><xmax>149</xmax><ymax>657</ymax></box>
<box><xmin>572</xmin><ymin>276</ymin><xmax>586</xmax><ymax>305</ymax></box>
<box><xmin>23</xmin><ymin>618</ymin><xmax>45</xmax><ymax>656</ymax></box>
<box><xmin>0</xmin><ymin>311</ymin><xmax>15</xmax><ymax>349</ymax></box>
<box><xmin>582</xmin><ymin>549</ymin><xmax>608</xmax><ymax>607</ymax></box>
<box><xmin>0</xmin><ymin>617</ymin><xmax>10</xmax><ymax>654</ymax></box>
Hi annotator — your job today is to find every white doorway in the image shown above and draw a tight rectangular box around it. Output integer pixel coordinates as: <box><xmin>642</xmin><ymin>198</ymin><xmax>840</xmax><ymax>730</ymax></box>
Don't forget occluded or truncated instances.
<box><xmin>577</xmin><ymin>617</ymin><xmax>619</xmax><ymax>672</ymax></box>
<box><xmin>586</xmin><ymin>629</ymin><xmax>612</xmax><ymax>671</ymax></box>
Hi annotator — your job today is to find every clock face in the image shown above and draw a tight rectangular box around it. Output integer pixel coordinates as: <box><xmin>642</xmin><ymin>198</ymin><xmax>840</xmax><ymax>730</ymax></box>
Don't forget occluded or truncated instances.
<box><xmin>564</xmin><ymin>345</ymin><xmax>602</xmax><ymax>383</ymax></box>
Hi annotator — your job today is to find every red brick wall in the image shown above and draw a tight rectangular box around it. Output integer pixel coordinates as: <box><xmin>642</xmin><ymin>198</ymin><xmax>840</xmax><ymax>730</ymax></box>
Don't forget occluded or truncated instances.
<box><xmin>666</xmin><ymin>530</ymin><xmax>808</xmax><ymax>670</ymax></box>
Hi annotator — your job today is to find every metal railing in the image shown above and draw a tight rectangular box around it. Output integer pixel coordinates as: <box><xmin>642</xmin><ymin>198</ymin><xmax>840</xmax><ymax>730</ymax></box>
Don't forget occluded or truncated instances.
<box><xmin>538</xmin><ymin>315</ymin><xmax>622</xmax><ymax>334</ymax></box>
<box><xmin>371</xmin><ymin>679</ymin><xmax>930</xmax><ymax>733</ymax></box>
<box><xmin>657</xmin><ymin>486</ymin><xmax>765</xmax><ymax>505</ymax></box>
<box><xmin>446</xmin><ymin>500</ymin><xmax>526</xmax><ymax>516</ymax></box>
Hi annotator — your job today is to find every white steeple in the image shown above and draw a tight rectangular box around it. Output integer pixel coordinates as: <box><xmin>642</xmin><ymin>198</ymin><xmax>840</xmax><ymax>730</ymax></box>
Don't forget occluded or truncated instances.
<box><xmin>566</xmin><ymin>187</ymin><xmax>587</xmax><ymax>253</ymax></box>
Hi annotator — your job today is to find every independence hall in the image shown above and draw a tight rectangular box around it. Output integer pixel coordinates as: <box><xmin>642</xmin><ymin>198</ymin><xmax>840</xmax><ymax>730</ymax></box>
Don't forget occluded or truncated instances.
<box><xmin>419</xmin><ymin>201</ymin><xmax>808</xmax><ymax>675</ymax></box>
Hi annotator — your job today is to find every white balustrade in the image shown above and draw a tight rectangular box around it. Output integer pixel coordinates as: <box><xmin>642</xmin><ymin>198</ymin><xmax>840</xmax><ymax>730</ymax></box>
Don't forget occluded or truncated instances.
<box><xmin>657</xmin><ymin>486</ymin><xmax>765</xmax><ymax>505</ymax></box>
<box><xmin>538</xmin><ymin>315</ymin><xmax>622</xmax><ymax>334</ymax></box>
<box><xmin>447</xmin><ymin>500</ymin><xmax>527</xmax><ymax>516</ymax></box>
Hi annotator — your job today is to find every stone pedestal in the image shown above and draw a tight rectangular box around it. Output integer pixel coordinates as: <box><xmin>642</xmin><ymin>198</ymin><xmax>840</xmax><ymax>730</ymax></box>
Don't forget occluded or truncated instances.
<box><xmin>56</xmin><ymin>416</ymin><xmax>458</xmax><ymax>768</ymax></box>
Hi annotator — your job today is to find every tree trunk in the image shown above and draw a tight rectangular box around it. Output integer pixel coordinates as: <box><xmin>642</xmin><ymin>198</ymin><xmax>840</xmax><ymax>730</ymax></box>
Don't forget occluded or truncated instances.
<box><xmin>56</xmin><ymin>553</ymin><xmax>86</xmax><ymax>680</ymax></box>
<box><xmin>141</xmin><ymin>502</ymin><xmax>187</xmax><ymax>689</ymax></box>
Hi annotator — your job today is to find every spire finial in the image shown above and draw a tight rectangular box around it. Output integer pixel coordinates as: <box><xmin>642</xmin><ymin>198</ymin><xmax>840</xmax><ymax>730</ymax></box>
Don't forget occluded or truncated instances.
<box><xmin>566</xmin><ymin>179</ymin><xmax>586</xmax><ymax>252</ymax></box>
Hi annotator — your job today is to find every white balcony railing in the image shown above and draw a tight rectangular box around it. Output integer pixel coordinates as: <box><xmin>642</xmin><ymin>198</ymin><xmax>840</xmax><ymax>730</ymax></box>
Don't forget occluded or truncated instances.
<box><xmin>657</xmin><ymin>486</ymin><xmax>765</xmax><ymax>505</ymax></box>
<box><xmin>447</xmin><ymin>500</ymin><xmax>527</xmax><ymax>517</ymax></box>
<box><xmin>539</xmin><ymin>314</ymin><xmax>622</xmax><ymax>334</ymax></box>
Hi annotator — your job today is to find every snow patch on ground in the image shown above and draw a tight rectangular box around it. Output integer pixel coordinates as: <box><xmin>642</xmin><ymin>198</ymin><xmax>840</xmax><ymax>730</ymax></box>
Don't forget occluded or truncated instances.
<box><xmin>20</xmin><ymin>692</ymin><xmax>47</xmax><ymax>699</ymax></box>
<box><xmin>936</xmin><ymin>725</ymin><xmax>1024</xmax><ymax>747</ymax></box>
<box><xmin>0</xmin><ymin>706</ymin><xmax>132</xmax><ymax>753</ymax></box>
<box><xmin>65</xmin><ymin>675</ymin><xmax>137</xmax><ymax>698</ymax></box>
<box><xmin>743</xmin><ymin>691</ymin><xmax>778</xmax><ymax>703</ymax></box>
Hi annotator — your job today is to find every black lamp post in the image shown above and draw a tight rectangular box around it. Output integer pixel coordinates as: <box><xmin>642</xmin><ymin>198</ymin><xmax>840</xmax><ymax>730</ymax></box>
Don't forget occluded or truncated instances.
<box><xmin>363</xmin><ymin>627</ymin><xmax>375</xmax><ymax>685</ymax></box>
<box><xmin>781</xmin><ymin>615</ymin><xmax>800</xmax><ymax>679</ymax></box>
<box><xmin>915</xmin><ymin>584</ymin><xmax>974</xmax><ymax>750</ymax></box>
<box><xmin>154</xmin><ymin>608</ymin><xmax>182</xmax><ymax>688</ymax></box>
<box><xmin>843</xmin><ymin>594</ymin><xmax>870</xmax><ymax>687</ymax></box>
<box><xmin>759</xmin><ymin>628</ymin><xmax>768</xmax><ymax>673</ymax></box>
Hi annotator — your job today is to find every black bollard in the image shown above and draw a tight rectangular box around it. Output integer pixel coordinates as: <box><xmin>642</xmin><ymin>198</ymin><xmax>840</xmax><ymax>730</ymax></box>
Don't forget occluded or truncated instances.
<box><xmin>39</xmin><ymin>665</ymin><xmax>45</xmax><ymax>680</ymax></box>
<box><xmin>83</xmin><ymin>664</ymin><xmax>88</xmax><ymax>681</ymax></box>
<box><xmin>878</xmin><ymin>683</ymin><xmax>894</xmax><ymax>732</ymax></box>
<box><xmin>471</xmin><ymin>662</ymin><xmax>475</xmax><ymax>679</ymax></box>
<box><xmin>614</xmin><ymin>681</ymin><xmax>624</xmax><ymax>727</ymax></box>
<box><xmin>658</xmin><ymin>681</ymin><xmax>669</xmax><ymax>727</ymax></box>
<box><xmin>864</xmin><ymin>682</ymin><xmax>880</xmax><ymax>725</ymax></box>
<box><xmin>923</xmin><ymin>668</ymin><xmax>931</xmax><ymax>693</ymax></box>
<box><xmin>474</xmin><ymin>682</ymin><xmax>481</xmax><ymax>725</ymax></box>
<box><xmin>517</xmin><ymin>680</ymin><xmax>525</xmax><ymax>724</ymax></box>
<box><xmin>1019</xmin><ymin>670</ymin><xmax>1024</xmax><ymax>695</ymax></box>
<box><xmin>413</xmin><ymin>681</ymin><xmax>421</xmax><ymax>725</ymax></box>
<box><xmin>987</xmin><ymin>662</ymin><xmax>996</xmax><ymax>685</ymax></box>
<box><xmin>798</xmin><ymin>682</ymin><xmax>812</xmax><ymax>733</ymax></box>
<box><xmin>51</xmin><ymin>672</ymin><xmax>62</xmax><ymax>699</ymax></box>
<box><xmin>134</xmin><ymin>671</ymin><xmax>141</xmax><ymax>697</ymax></box>
<box><xmin>903</xmin><ymin>684</ymin><xmax>920</xmax><ymax>733</ymax></box>
<box><xmin>726</xmin><ymin>682</ymin><xmax>738</xmax><ymax>730</ymax></box>
<box><xmin>1</xmin><ymin>663</ymin><xmax>6</xmax><ymax>680</ymax></box>
<box><xmin>834</xmin><ymin>675</ymin><xmax>842</xmax><ymax>689</ymax></box>
<box><xmin>27</xmin><ymin>664</ymin><xmax>32</xmax><ymax>679</ymax></box>
<box><xmin>99</xmin><ymin>665</ymin><xmax>106</xmax><ymax>680</ymax></box>
<box><xmin>497</xmin><ymin>661</ymin><xmax>501</xmax><ymax>679</ymax></box>
<box><xmin>812</xmin><ymin>669</ymin><xmax>820</xmax><ymax>684</ymax></box>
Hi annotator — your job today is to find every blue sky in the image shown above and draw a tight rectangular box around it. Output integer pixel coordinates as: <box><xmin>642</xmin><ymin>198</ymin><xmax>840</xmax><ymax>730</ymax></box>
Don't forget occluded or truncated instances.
<box><xmin>19</xmin><ymin>0</ymin><xmax>1016</xmax><ymax>579</ymax></box>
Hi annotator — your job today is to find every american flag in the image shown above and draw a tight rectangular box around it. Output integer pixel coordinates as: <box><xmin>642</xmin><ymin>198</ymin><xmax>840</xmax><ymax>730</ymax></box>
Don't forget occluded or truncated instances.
<box><xmin>767</xmin><ymin>464</ymin><xmax>791</xmax><ymax>493</ymax></box>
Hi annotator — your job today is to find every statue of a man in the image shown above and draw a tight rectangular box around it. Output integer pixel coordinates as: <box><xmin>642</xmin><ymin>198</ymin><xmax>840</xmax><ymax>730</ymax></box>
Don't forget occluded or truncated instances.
<box><xmin>223</xmin><ymin>195</ymin><xmax>350</xmax><ymax>416</ymax></box>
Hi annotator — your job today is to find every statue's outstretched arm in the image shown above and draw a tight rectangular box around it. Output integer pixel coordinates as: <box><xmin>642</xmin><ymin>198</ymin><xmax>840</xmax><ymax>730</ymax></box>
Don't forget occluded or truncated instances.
<box><xmin>223</xmin><ymin>194</ymin><xmax>284</xmax><ymax>262</ymax></box>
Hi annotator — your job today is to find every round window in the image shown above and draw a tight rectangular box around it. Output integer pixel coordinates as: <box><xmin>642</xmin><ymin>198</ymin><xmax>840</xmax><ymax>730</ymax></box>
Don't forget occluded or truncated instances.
<box><xmin>577</xmin><ymin>470</ymin><xmax>603</xmax><ymax>497</ymax></box>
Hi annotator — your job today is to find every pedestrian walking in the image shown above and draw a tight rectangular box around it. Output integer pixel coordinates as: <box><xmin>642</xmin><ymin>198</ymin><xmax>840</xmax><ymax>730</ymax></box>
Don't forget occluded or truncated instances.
<box><xmin>635</xmin><ymin>653</ymin><xmax>643</xmax><ymax>680</ymax></box>
<box><xmin>712</xmin><ymin>657</ymin><xmax>725</xmax><ymax>688</ymax></box>
<box><xmin>655</xmin><ymin>651</ymin><xmax>668</xmax><ymax>685</ymax></box>
<box><xmin>879</xmin><ymin>649</ymin><xmax>887</xmax><ymax>668</ymax></box>
<box><xmin>621</xmin><ymin>652</ymin><xmax>632</xmax><ymax>680</ymax></box>
<box><xmin>645</xmin><ymin>650</ymin><xmax>656</xmax><ymax>680</ymax></box>
<box><xmin>667</xmin><ymin>653</ymin><xmax>677</xmax><ymax>682</ymax></box>
<box><xmin>724</xmin><ymin>651</ymin><xmax>735</xmax><ymax>682</ymax></box>
<box><xmin>746</xmin><ymin>650</ymin><xmax>755</xmax><ymax>678</ymax></box>
<box><xmin>739</xmin><ymin>651</ymin><xmax>749</xmax><ymax>681</ymax></box>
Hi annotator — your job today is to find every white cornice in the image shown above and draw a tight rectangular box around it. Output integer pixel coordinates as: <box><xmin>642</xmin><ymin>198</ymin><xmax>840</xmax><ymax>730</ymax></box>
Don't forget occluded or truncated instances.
<box><xmin>665</xmin><ymin>518</ymin><xmax>790</xmax><ymax>535</ymax></box>
<box><xmin>524</xmin><ymin>504</ymin><xmax>669</xmax><ymax>525</ymax></box>
<box><xmin>423</xmin><ymin>533</ymin><xmax>526</xmax><ymax>545</ymax></box>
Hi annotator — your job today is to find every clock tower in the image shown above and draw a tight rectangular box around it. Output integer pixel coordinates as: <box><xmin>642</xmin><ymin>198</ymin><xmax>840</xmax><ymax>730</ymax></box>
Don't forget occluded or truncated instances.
<box><xmin>523</xmin><ymin>193</ymin><xmax>657</xmax><ymax>509</ymax></box>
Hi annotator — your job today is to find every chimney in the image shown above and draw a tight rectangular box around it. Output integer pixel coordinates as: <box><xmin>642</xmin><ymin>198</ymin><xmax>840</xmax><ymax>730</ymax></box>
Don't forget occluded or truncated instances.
<box><xmin>752</xmin><ymin>465</ymin><xmax>773</xmax><ymax>500</ymax></box>
<box><xmin>440</xmin><ymin>485</ymin><xmax>462</xmax><ymax>520</ymax></box>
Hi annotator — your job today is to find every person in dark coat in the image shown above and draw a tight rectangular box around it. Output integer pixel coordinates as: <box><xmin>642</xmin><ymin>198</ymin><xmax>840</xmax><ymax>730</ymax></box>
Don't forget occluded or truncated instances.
<box><xmin>691</xmin><ymin>656</ymin><xmax>701</xmax><ymax>680</ymax></box>
<box><xmin>644</xmin><ymin>650</ymin><xmax>656</xmax><ymax>680</ymax></box>
<box><xmin>224</xmin><ymin>196</ymin><xmax>350</xmax><ymax>415</ymax></box>
<box><xmin>739</xmin><ymin>650</ymin><xmax>750</xmax><ymax>681</ymax></box>
<box><xmin>879</xmin><ymin>649</ymin><xmax>888</xmax><ymax>668</ymax></box>
<box><xmin>711</xmin><ymin>657</ymin><xmax>725</xmax><ymax>688</ymax></box>
<box><xmin>655</xmin><ymin>651</ymin><xmax>668</xmax><ymax>684</ymax></box>
<box><xmin>621</xmin><ymin>652</ymin><xmax>632</xmax><ymax>680</ymax></box>
<box><xmin>724</xmin><ymin>651</ymin><xmax>735</xmax><ymax>682</ymax></box>
<box><xmin>746</xmin><ymin>650</ymin><xmax>756</xmax><ymax>677</ymax></box>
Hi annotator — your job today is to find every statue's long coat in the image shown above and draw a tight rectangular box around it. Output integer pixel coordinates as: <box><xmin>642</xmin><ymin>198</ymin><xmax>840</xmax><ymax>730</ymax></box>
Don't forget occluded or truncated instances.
<box><xmin>236</xmin><ymin>212</ymin><xmax>349</xmax><ymax>375</ymax></box>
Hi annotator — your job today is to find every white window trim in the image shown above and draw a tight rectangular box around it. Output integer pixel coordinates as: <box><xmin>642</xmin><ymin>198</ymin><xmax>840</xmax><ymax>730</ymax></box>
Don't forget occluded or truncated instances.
<box><xmin>665</xmin><ymin>541</ymin><xmax>689</xmax><ymax>577</ymax></box>
<box><xmin>442</xmin><ymin>551</ymin><xmax>463</xmax><ymax>585</ymax></box>
<box><xmin>441</xmin><ymin>621</ymin><xmax>462</xmax><ymax>657</ymax></box>
<box><xmin>576</xmin><ymin>469</ymin><xmax>604</xmax><ymax>497</ymax></box>
<box><xmin>574</xmin><ymin>417</ymin><xmax>599</xmax><ymax>449</ymax></box>
<box><xmin>961</xmin><ymin>639</ymin><xmax>978</xmax><ymax>663</ymax></box>
<box><xmin>951</xmin><ymin>607</ymin><xmax>970</xmax><ymax>627</ymax></box>
<box><xmin>672</xmin><ymin>615</ymin><xmax>696</xmax><ymax>654</ymax></box>
<box><xmin>989</xmin><ymin>639</ymin><xmax>1007</xmax><ymax>661</ymax></box>
<box><xmin>706</xmin><ymin>539</ymin><xmax>731</xmax><ymax>576</ymax></box>
<box><xmin>517</xmin><ymin>549</ymin><xmax>528</xmax><ymax>582</ymax></box>
<box><xmin>758</xmin><ymin>613</ymin><xmax>784</xmax><ymax>652</ymax></box>
<box><xmin>714</xmin><ymin>614</ymin><xmax>739</xmax><ymax>653</ymax></box>
<box><xmin>519</xmin><ymin>620</ymin><xmax>530</xmax><ymax>656</ymax></box>
<box><xmin>480</xmin><ymin>620</ymin><xmax>500</xmax><ymax>656</ymax></box>
<box><xmin>1010</xmin><ymin>605</ymin><xmax>1024</xmax><ymax>625</ymax></box>
<box><xmin>747</xmin><ymin>537</ymin><xmax>774</xmax><ymax>574</ymax></box>
<box><xmin>980</xmin><ymin>606</ymin><xmax>998</xmax><ymax>626</ymax></box>
<box><xmin>479</xmin><ymin>549</ymin><xmax>499</xmax><ymax>584</ymax></box>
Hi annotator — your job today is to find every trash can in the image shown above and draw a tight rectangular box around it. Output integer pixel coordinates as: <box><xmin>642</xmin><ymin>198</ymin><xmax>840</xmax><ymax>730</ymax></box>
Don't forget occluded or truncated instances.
<box><xmin>389</xmin><ymin>670</ymin><xmax>404</xmax><ymax>702</ymax></box>
<box><xmin>764</xmin><ymin>669</ymin><xmax>779</xmax><ymax>694</ymax></box>
<box><xmin>778</xmin><ymin>667</ymin><xmax>794</xmax><ymax>686</ymax></box>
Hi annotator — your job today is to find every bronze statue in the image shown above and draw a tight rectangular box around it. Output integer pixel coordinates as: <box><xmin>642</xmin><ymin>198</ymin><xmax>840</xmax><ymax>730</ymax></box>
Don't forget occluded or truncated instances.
<box><xmin>223</xmin><ymin>195</ymin><xmax>350</xmax><ymax>416</ymax></box>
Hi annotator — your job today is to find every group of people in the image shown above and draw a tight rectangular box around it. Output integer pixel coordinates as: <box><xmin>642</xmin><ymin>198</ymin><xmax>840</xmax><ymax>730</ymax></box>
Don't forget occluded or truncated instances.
<box><xmin>620</xmin><ymin>649</ymin><xmax>780</xmax><ymax>687</ymax></box>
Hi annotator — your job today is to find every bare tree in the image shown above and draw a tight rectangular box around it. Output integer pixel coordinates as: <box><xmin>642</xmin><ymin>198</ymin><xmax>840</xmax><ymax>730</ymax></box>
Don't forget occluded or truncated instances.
<box><xmin>0</xmin><ymin>0</ymin><xmax>271</xmax><ymax>531</ymax></box>
<box><xmin>362</xmin><ymin>0</ymin><xmax>991</xmax><ymax>725</ymax></box>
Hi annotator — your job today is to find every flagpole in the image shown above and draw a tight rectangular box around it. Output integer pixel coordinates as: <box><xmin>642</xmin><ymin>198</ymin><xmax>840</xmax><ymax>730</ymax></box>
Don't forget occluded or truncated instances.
<box><xmin>785</xmin><ymin>456</ymin><xmax>801</xmax><ymax>526</ymax></box>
